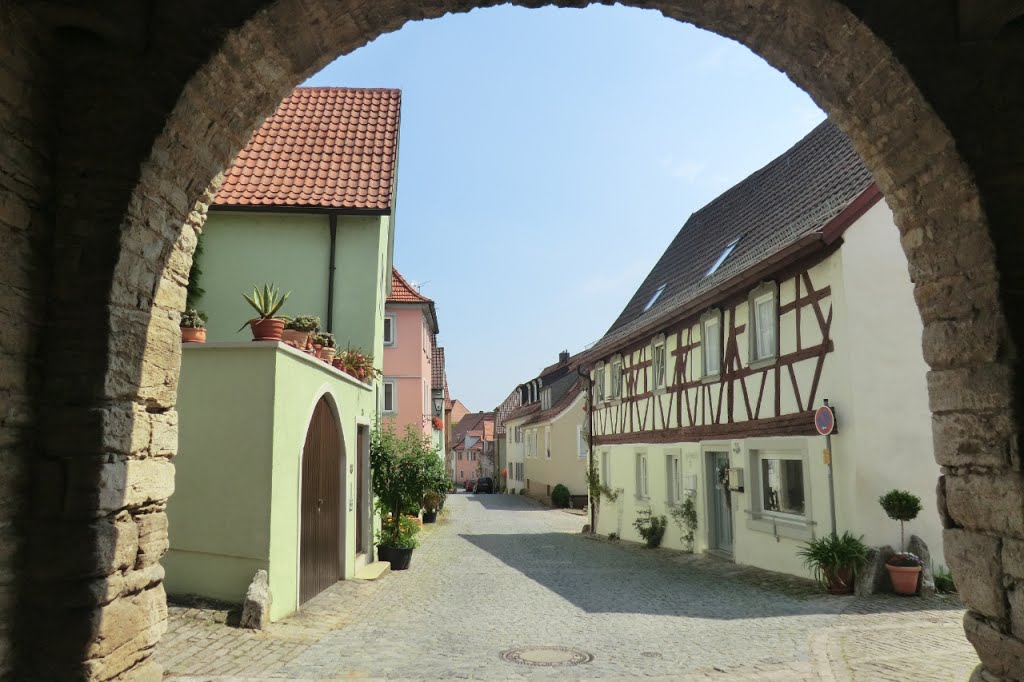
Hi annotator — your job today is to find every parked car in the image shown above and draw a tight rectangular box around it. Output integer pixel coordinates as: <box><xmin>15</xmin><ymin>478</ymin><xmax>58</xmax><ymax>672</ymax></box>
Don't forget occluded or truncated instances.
<box><xmin>475</xmin><ymin>477</ymin><xmax>494</xmax><ymax>494</ymax></box>
<box><xmin>464</xmin><ymin>479</ymin><xmax>476</xmax><ymax>493</ymax></box>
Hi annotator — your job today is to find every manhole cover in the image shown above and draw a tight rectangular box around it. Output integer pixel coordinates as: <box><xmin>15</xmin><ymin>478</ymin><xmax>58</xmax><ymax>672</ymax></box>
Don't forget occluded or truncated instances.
<box><xmin>500</xmin><ymin>646</ymin><xmax>594</xmax><ymax>667</ymax></box>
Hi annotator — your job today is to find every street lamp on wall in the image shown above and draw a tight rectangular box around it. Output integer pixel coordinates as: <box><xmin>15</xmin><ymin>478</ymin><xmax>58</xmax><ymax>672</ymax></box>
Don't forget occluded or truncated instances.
<box><xmin>432</xmin><ymin>389</ymin><xmax>444</xmax><ymax>418</ymax></box>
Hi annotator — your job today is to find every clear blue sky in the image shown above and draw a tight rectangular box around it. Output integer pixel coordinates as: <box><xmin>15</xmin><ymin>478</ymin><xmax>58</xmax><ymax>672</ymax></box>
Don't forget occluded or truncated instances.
<box><xmin>305</xmin><ymin>4</ymin><xmax>826</xmax><ymax>411</ymax></box>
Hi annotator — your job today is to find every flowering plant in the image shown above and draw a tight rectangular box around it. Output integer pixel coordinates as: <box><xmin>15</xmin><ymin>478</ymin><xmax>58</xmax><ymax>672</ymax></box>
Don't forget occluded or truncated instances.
<box><xmin>432</xmin><ymin>416</ymin><xmax>443</xmax><ymax>430</ymax></box>
<box><xmin>335</xmin><ymin>347</ymin><xmax>381</xmax><ymax>382</ymax></box>
<box><xmin>887</xmin><ymin>551</ymin><xmax>923</xmax><ymax>568</ymax></box>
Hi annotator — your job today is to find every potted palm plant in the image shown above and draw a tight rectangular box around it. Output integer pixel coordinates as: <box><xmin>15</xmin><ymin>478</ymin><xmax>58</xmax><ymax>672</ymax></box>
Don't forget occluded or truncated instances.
<box><xmin>239</xmin><ymin>283</ymin><xmax>290</xmax><ymax>341</ymax></box>
<box><xmin>797</xmin><ymin>531</ymin><xmax>870</xmax><ymax>594</ymax></box>
<box><xmin>880</xmin><ymin>489</ymin><xmax>924</xmax><ymax>594</ymax></box>
<box><xmin>180</xmin><ymin>309</ymin><xmax>207</xmax><ymax>343</ymax></box>
<box><xmin>284</xmin><ymin>314</ymin><xmax>320</xmax><ymax>348</ymax></box>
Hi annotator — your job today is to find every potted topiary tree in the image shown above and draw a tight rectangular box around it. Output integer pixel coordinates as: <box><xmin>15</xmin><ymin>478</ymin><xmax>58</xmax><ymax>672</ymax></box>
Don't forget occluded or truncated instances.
<box><xmin>239</xmin><ymin>283</ymin><xmax>290</xmax><ymax>341</ymax></box>
<box><xmin>797</xmin><ymin>531</ymin><xmax>870</xmax><ymax>594</ymax></box>
<box><xmin>421</xmin><ymin>490</ymin><xmax>442</xmax><ymax>523</ymax></box>
<box><xmin>879</xmin><ymin>489</ymin><xmax>924</xmax><ymax>594</ymax></box>
<box><xmin>180</xmin><ymin>309</ymin><xmax>207</xmax><ymax>343</ymax></box>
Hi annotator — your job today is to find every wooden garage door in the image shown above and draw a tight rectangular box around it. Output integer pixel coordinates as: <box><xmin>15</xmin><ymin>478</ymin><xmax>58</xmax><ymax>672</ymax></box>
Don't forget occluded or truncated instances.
<box><xmin>299</xmin><ymin>397</ymin><xmax>342</xmax><ymax>604</ymax></box>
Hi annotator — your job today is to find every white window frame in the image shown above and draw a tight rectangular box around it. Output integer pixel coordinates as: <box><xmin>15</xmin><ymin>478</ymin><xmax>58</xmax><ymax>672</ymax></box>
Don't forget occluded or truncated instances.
<box><xmin>652</xmin><ymin>335</ymin><xmax>667</xmax><ymax>389</ymax></box>
<box><xmin>577</xmin><ymin>425</ymin><xmax>587</xmax><ymax>459</ymax></box>
<box><xmin>541</xmin><ymin>388</ymin><xmax>552</xmax><ymax>411</ymax></box>
<box><xmin>666</xmin><ymin>451</ymin><xmax>682</xmax><ymax>506</ymax></box>
<box><xmin>383</xmin><ymin>313</ymin><xmax>397</xmax><ymax>346</ymax></box>
<box><xmin>594</xmin><ymin>363</ymin><xmax>606</xmax><ymax>402</ymax></box>
<box><xmin>756</xmin><ymin>451</ymin><xmax>808</xmax><ymax>519</ymax></box>
<box><xmin>382</xmin><ymin>378</ymin><xmax>397</xmax><ymax>414</ymax></box>
<box><xmin>749</xmin><ymin>282</ymin><xmax>778</xmax><ymax>364</ymax></box>
<box><xmin>611</xmin><ymin>356</ymin><xmax>622</xmax><ymax>399</ymax></box>
<box><xmin>544</xmin><ymin>427</ymin><xmax>551</xmax><ymax>460</ymax></box>
<box><xmin>600</xmin><ymin>449</ymin><xmax>611</xmax><ymax>490</ymax></box>
<box><xmin>635</xmin><ymin>450</ymin><xmax>649</xmax><ymax>499</ymax></box>
<box><xmin>514</xmin><ymin>426</ymin><xmax>522</xmax><ymax>443</ymax></box>
<box><xmin>744</xmin><ymin>439</ymin><xmax>814</xmax><ymax>541</ymax></box>
<box><xmin>701</xmin><ymin>310</ymin><xmax>722</xmax><ymax>379</ymax></box>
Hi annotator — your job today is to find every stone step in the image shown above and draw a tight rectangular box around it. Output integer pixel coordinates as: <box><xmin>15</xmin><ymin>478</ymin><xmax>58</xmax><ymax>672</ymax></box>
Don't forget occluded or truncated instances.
<box><xmin>353</xmin><ymin>561</ymin><xmax>390</xmax><ymax>580</ymax></box>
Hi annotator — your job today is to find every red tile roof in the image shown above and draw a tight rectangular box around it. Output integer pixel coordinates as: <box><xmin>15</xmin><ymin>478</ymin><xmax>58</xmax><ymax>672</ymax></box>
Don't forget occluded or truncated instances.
<box><xmin>388</xmin><ymin>268</ymin><xmax>432</xmax><ymax>303</ymax></box>
<box><xmin>214</xmin><ymin>87</ymin><xmax>401</xmax><ymax>210</ymax></box>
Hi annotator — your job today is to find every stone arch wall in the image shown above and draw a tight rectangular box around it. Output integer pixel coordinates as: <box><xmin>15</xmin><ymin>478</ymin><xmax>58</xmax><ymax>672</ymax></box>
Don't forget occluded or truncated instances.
<box><xmin>1</xmin><ymin>0</ymin><xmax>1022</xmax><ymax>679</ymax></box>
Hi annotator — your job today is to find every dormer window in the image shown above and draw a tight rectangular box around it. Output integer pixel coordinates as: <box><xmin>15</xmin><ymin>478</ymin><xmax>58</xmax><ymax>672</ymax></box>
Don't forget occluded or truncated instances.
<box><xmin>541</xmin><ymin>388</ymin><xmax>552</xmax><ymax>411</ymax></box>
<box><xmin>706</xmin><ymin>237</ymin><xmax>740</xmax><ymax>277</ymax></box>
<box><xmin>643</xmin><ymin>284</ymin><xmax>667</xmax><ymax>312</ymax></box>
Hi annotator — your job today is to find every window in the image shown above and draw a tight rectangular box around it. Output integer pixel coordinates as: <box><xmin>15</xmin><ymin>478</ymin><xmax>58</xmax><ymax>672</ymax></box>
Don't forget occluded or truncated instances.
<box><xmin>383</xmin><ymin>313</ymin><xmax>396</xmax><ymax>346</ymax></box>
<box><xmin>514</xmin><ymin>426</ymin><xmax>522</xmax><ymax>443</ymax></box>
<box><xmin>706</xmin><ymin>237</ymin><xmax>740</xmax><ymax>277</ymax></box>
<box><xmin>652</xmin><ymin>336</ymin><xmax>667</xmax><ymax>388</ymax></box>
<box><xmin>541</xmin><ymin>388</ymin><xmax>552</xmax><ymax>411</ymax></box>
<box><xmin>544</xmin><ymin>428</ymin><xmax>551</xmax><ymax>459</ymax></box>
<box><xmin>666</xmin><ymin>453</ymin><xmax>682</xmax><ymax>506</ymax></box>
<box><xmin>594</xmin><ymin>363</ymin><xmax>605</xmax><ymax>402</ymax></box>
<box><xmin>702</xmin><ymin>312</ymin><xmax>721</xmax><ymax>377</ymax></box>
<box><xmin>382</xmin><ymin>379</ymin><xmax>397</xmax><ymax>414</ymax></box>
<box><xmin>577</xmin><ymin>425</ymin><xmax>588</xmax><ymax>459</ymax></box>
<box><xmin>643</xmin><ymin>283</ymin><xmax>667</xmax><ymax>312</ymax></box>
<box><xmin>749</xmin><ymin>283</ymin><xmax>778</xmax><ymax>362</ymax></box>
<box><xmin>458</xmin><ymin>452</ymin><xmax>463</xmax><ymax>461</ymax></box>
<box><xmin>635</xmin><ymin>451</ymin><xmax>649</xmax><ymax>498</ymax></box>
<box><xmin>759</xmin><ymin>454</ymin><xmax>807</xmax><ymax>517</ymax></box>
<box><xmin>606</xmin><ymin>356</ymin><xmax>622</xmax><ymax>399</ymax></box>
<box><xmin>600</xmin><ymin>450</ymin><xmax>611</xmax><ymax>490</ymax></box>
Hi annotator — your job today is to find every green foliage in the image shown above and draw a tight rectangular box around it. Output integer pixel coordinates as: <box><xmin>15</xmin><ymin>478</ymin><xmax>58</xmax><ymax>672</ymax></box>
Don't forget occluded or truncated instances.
<box><xmin>336</xmin><ymin>347</ymin><xmax>382</xmax><ymax>381</ymax></box>
<box><xmin>670</xmin><ymin>496</ymin><xmax>698</xmax><ymax>552</ymax></box>
<box><xmin>314</xmin><ymin>332</ymin><xmax>336</xmax><ymax>348</ymax></box>
<box><xmin>375</xmin><ymin>514</ymin><xmax>419</xmax><ymax>549</ymax></box>
<box><xmin>370</xmin><ymin>424</ymin><xmax>447</xmax><ymax>542</ymax></box>
<box><xmin>879</xmin><ymin>489</ymin><xmax>923</xmax><ymax>551</ymax></box>
<box><xmin>551</xmin><ymin>484</ymin><xmax>571</xmax><ymax>508</ymax></box>
<box><xmin>239</xmin><ymin>283</ymin><xmax>290</xmax><ymax>329</ymax></box>
<box><xmin>186</xmin><ymin>236</ymin><xmax>205</xmax><ymax>309</ymax></box>
<box><xmin>518</xmin><ymin>489</ymin><xmax>526</xmax><ymax>495</ymax></box>
<box><xmin>179</xmin><ymin>309</ymin><xmax>206</xmax><ymax>329</ymax></box>
<box><xmin>934</xmin><ymin>564</ymin><xmax>957</xmax><ymax>593</ymax></box>
<box><xmin>797</xmin><ymin>532</ymin><xmax>870</xmax><ymax>589</ymax></box>
<box><xmin>584</xmin><ymin>466</ymin><xmax>619</xmax><ymax>505</ymax></box>
<box><xmin>287</xmin><ymin>314</ymin><xmax>321</xmax><ymax>332</ymax></box>
<box><xmin>632</xmin><ymin>509</ymin><xmax>667</xmax><ymax>548</ymax></box>
<box><xmin>421</xmin><ymin>490</ymin><xmax>443</xmax><ymax>513</ymax></box>
<box><xmin>608</xmin><ymin>532</ymin><xmax>619</xmax><ymax>541</ymax></box>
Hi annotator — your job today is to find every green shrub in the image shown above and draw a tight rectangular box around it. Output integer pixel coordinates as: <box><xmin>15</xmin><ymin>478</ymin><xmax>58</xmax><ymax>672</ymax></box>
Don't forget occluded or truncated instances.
<box><xmin>670</xmin><ymin>497</ymin><xmax>698</xmax><ymax>552</ymax></box>
<box><xmin>934</xmin><ymin>564</ymin><xmax>957</xmax><ymax>593</ymax></box>
<box><xmin>286</xmin><ymin>314</ymin><xmax>321</xmax><ymax>332</ymax></box>
<box><xmin>375</xmin><ymin>514</ymin><xmax>419</xmax><ymax>549</ymax></box>
<box><xmin>608</xmin><ymin>532</ymin><xmax>619</xmax><ymax>541</ymax></box>
<box><xmin>632</xmin><ymin>509</ymin><xmax>667</xmax><ymax>548</ymax></box>
<box><xmin>551</xmin><ymin>484</ymin><xmax>571</xmax><ymax>508</ymax></box>
<box><xmin>879</xmin><ymin>489</ymin><xmax>923</xmax><ymax>551</ymax></box>
<box><xmin>797</xmin><ymin>532</ymin><xmax>870</xmax><ymax>590</ymax></box>
<box><xmin>519</xmin><ymin>489</ymin><xmax>526</xmax><ymax>495</ymax></box>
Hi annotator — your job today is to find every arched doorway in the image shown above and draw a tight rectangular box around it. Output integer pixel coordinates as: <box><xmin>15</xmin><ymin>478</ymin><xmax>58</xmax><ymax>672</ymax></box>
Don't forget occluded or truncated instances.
<box><xmin>299</xmin><ymin>396</ymin><xmax>345</xmax><ymax>605</ymax></box>
<box><xmin>3</xmin><ymin>2</ymin><xmax>1023</xmax><ymax>680</ymax></box>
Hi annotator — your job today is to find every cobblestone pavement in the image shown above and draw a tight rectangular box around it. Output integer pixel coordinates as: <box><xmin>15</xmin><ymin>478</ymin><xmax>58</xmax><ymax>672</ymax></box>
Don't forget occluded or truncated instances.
<box><xmin>158</xmin><ymin>494</ymin><xmax>978</xmax><ymax>680</ymax></box>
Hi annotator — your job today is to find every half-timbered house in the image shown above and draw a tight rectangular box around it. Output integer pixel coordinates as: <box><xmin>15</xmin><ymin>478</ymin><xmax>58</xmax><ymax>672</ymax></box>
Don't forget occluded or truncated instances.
<box><xmin>582</xmin><ymin>120</ymin><xmax>942</xmax><ymax>577</ymax></box>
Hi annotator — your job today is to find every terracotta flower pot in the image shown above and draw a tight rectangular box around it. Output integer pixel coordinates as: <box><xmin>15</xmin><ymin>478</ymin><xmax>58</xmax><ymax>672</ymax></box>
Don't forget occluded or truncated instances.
<box><xmin>332</xmin><ymin>358</ymin><xmax>345</xmax><ymax>369</ymax></box>
<box><xmin>320</xmin><ymin>347</ymin><xmax>336</xmax><ymax>364</ymax></box>
<box><xmin>824</xmin><ymin>566</ymin><xmax>854</xmax><ymax>594</ymax></box>
<box><xmin>281</xmin><ymin>329</ymin><xmax>309</xmax><ymax>347</ymax></box>
<box><xmin>181</xmin><ymin>327</ymin><xmax>206</xmax><ymax>343</ymax></box>
<box><xmin>250</xmin><ymin>318</ymin><xmax>285</xmax><ymax>341</ymax></box>
<box><xmin>886</xmin><ymin>564</ymin><xmax>922</xmax><ymax>595</ymax></box>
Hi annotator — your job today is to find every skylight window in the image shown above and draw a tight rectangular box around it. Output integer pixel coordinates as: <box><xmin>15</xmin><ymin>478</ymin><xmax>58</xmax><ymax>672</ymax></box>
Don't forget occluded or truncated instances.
<box><xmin>706</xmin><ymin>237</ymin><xmax>740</xmax><ymax>277</ymax></box>
<box><xmin>643</xmin><ymin>283</ymin><xmax>667</xmax><ymax>312</ymax></box>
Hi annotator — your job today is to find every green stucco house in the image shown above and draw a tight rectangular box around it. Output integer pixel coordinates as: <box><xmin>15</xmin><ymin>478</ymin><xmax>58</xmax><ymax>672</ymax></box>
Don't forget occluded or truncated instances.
<box><xmin>165</xmin><ymin>87</ymin><xmax>401</xmax><ymax>619</ymax></box>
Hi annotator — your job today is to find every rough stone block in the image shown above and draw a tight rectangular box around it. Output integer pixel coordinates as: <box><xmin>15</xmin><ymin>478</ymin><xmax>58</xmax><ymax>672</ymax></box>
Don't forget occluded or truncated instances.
<box><xmin>239</xmin><ymin>569</ymin><xmax>271</xmax><ymax>630</ymax></box>
<box><xmin>907</xmin><ymin>534</ymin><xmax>935</xmax><ymax>594</ymax></box>
<box><xmin>33</xmin><ymin>512</ymin><xmax>138</xmax><ymax>581</ymax></box>
<box><xmin>135</xmin><ymin>511</ymin><xmax>168</xmax><ymax>567</ymax></box>
<box><xmin>855</xmin><ymin>545</ymin><xmax>894</xmax><ymax>596</ymax></box>
<box><xmin>927</xmin><ymin>365</ymin><xmax>1013</xmax><ymax>414</ymax></box>
<box><xmin>945</xmin><ymin>473</ymin><xmax>1024</xmax><ymax>537</ymax></box>
<box><xmin>931</xmin><ymin>411</ymin><xmax>1013</xmax><ymax>469</ymax></box>
<box><xmin>1010</xmin><ymin>586</ymin><xmax>1024</xmax><ymax>642</ymax></box>
<box><xmin>944</xmin><ymin>529</ymin><xmax>1005</xmax><ymax>620</ymax></box>
<box><xmin>88</xmin><ymin>584</ymin><xmax>167</xmax><ymax>660</ymax></box>
<box><xmin>1005</xmin><ymin>539</ymin><xmax>1024</xmax><ymax>580</ymax></box>
<box><xmin>124</xmin><ymin>459</ymin><xmax>174</xmax><ymax>508</ymax></box>
<box><xmin>921</xmin><ymin>313</ymin><xmax>1004</xmax><ymax>369</ymax></box>
<box><xmin>148</xmin><ymin>410</ymin><xmax>177</xmax><ymax>457</ymax></box>
<box><xmin>964</xmin><ymin>611</ymin><xmax>1024</xmax><ymax>680</ymax></box>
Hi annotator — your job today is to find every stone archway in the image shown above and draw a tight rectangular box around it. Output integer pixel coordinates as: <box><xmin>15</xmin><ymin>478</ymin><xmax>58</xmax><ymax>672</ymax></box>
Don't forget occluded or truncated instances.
<box><xmin>1</xmin><ymin>1</ymin><xmax>1022</xmax><ymax>679</ymax></box>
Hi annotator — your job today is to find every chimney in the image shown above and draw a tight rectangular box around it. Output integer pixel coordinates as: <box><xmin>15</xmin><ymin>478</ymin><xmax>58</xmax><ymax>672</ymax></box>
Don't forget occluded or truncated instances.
<box><xmin>559</xmin><ymin>350</ymin><xmax>569</xmax><ymax>364</ymax></box>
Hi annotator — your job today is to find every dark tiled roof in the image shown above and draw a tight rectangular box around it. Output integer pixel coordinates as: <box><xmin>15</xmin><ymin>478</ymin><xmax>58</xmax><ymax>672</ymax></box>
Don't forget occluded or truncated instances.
<box><xmin>431</xmin><ymin>343</ymin><xmax>446</xmax><ymax>391</ymax></box>
<box><xmin>598</xmin><ymin>120</ymin><xmax>872</xmax><ymax>353</ymax></box>
<box><xmin>215</xmin><ymin>87</ymin><xmax>401</xmax><ymax>210</ymax></box>
<box><xmin>452</xmin><ymin>412</ymin><xmax>494</xmax><ymax>449</ymax></box>
<box><xmin>493</xmin><ymin>388</ymin><xmax>523</xmax><ymax>436</ymax></box>
<box><xmin>504</xmin><ymin>401</ymin><xmax>542</xmax><ymax>423</ymax></box>
<box><xmin>525</xmin><ymin>375</ymin><xmax>583</xmax><ymax>426</ymax></box>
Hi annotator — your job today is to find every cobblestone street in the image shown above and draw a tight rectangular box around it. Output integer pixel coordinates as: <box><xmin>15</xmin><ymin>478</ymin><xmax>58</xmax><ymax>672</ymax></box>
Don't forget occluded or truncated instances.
<box><xmin>158</xmin><ymin>494</ymin><xmax>977</xmax><ymax>680</ymax></box>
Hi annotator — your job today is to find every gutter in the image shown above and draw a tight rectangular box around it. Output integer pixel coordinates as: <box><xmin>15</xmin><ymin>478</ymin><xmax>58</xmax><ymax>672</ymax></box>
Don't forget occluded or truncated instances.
<box><xmin>327</xmin><ymin>213</ymin><xmax>337</xmax><ymax>333</ymax></box>
<box><xmin>577</xmin><ymin>365</ymin><xmax>596</xmax><ymax>534</ymax></box>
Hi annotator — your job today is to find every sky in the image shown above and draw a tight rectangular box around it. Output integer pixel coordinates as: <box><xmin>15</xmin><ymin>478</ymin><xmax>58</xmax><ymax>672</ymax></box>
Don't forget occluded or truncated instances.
<box><xmin>304</xmin><ymin>4</ymin><xmax>826</xmax><ymax>411</ymax></box>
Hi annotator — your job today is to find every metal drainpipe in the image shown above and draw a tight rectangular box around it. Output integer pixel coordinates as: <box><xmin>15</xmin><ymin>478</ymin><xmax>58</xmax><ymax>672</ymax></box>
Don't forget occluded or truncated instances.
<box><xmin>577</xmin><ymin>365</ymin><xmax>596</xmax><ymax>533</ymax></box>
<box><xmin>326</xmin><ymin>213</ymin><xmax>337</xmax><ymax>333</ymax></box>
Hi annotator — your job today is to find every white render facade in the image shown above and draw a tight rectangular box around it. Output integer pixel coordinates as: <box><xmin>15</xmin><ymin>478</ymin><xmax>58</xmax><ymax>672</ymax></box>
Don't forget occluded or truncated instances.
<box><xmin>589</xmin><ymin>198</ymin><xmax>944</xmax><ymax>578</ymax></box>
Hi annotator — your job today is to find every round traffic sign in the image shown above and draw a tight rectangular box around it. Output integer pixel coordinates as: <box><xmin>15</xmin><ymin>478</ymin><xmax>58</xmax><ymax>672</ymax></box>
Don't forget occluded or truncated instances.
<box><xmin>814</xmin><ymin>405</ymin><xmax>835</xmax><ymax>436</ymax></box>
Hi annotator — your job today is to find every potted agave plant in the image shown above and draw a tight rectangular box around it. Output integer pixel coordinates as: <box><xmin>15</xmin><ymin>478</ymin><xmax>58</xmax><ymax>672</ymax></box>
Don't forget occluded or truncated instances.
<box><xmin>797</xmin><ymin>531</ymin><xmax>870</xmax><ymax>594</ymax></box>
<box><xmin>880</xmin><ymin>489</ymin><xmax>924</xmax><ymax>594</ymax></box>
<box><xmin>313</xmin><ymin>332</ymin><xmax>336</xmax><ymax>364</ymax></box>
<box><xmin>239</xmin><ymin>283</ymin><xmax>290</xmax><ymax>341</ymax></box>
<box><xmin>180</xmin><ymin>309</ymin><xmax>207</xmax><ymax>343</ymax></box>
<box><xmin>284</xmin><ymin>314</ymin><xmax>320</xmax><ymax>349</ymax></box>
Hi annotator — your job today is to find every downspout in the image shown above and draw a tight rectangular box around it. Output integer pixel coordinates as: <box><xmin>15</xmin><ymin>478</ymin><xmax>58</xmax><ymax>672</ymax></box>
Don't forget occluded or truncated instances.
<box><xmin>326</xmin><ymin>213</ymin><xmax>338</xmax><ymax>333</ymax></box>
<box><xmin>578</xmin><ymin>365</ymin><xmax>596</xmax><ymax>533</ymax></box>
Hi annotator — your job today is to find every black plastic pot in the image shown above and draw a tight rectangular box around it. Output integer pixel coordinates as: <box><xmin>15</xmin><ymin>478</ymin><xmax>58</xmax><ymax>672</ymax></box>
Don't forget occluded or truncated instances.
<box><xmin>422</xmin><ymin>510</ymin><xmax>438</xmax><ymax>524</ymax></box>
<box><xmin>377</xmin><ymin>545</ymin><xmax>414</xmax><ymax>570</ymax></box>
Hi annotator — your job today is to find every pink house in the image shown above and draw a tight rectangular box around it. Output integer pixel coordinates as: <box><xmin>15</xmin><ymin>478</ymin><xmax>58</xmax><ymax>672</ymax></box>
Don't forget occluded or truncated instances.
<box><xmin>382</xmin><ymin>269</ymin><xmax>440</xmax><ymax>439</ymax></box>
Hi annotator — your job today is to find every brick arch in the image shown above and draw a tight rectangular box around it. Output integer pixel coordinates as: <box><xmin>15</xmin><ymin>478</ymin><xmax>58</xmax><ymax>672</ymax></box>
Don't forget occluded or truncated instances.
<box><xmin>2</xmin><ymin>1</ymin><xmax>1020</xmax><ymax>680</ymax></box>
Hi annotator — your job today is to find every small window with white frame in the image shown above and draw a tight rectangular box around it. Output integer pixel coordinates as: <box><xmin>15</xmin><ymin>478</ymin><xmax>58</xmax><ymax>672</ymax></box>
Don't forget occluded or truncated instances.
<box><xmin>758</xmin><ymin>452</ymin><xmax>807</xmax><ymax>517</ymax></box>
<box><xmin>611</xmin><ymin>356</ymin><xmax>622</xmax><ymax>399</ymax></box>
<box><xmin>383</xmin><ymin>313</ymin><xmax>397</xmax><ymax>346</ymax></box>
<box><xmin>666</xmin><ymin>452</ymin><xmax>682</xmax><ymax>506</ymax></box>
<box><xmin>594</xmin><ymin>363</ymin><xmax>606</xmax><ymax>402</ymax></box>
<box><xmin>701</xmin><ymin>310</ymin><xmax>722</xmax><ymax>378</ymax></box>
<box><xmin>577</xmin><ymin>425</ymin><xmax>587</xmax><ymax>459</ymax></box>
<box><xmin>600</xmin><ymin>449</ymin><xmax>611</xmax><ymax>490</ymax></box>
<box><xmin>749</xmin><ymin>282</ymin><xmax>778</xmax><ymax>363</ymax></box>
<box><xmin>652</xmin><ymin>335</ymin><xmax>667</xmax><ymax>389</ymax></box>
<box><xmin>382</xmin><ymin>378</ymin><xmax>397</xmax><ymax>414</ymax></box>
<box><xmin>514</xmin><ymin>426</ymin><xmax>522</xmax><ymax>443</ymax></box>
<box><xmin>635</xmin><ymin>450</ymin><xmax>649</xmax><ymax>499</ymax></box>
